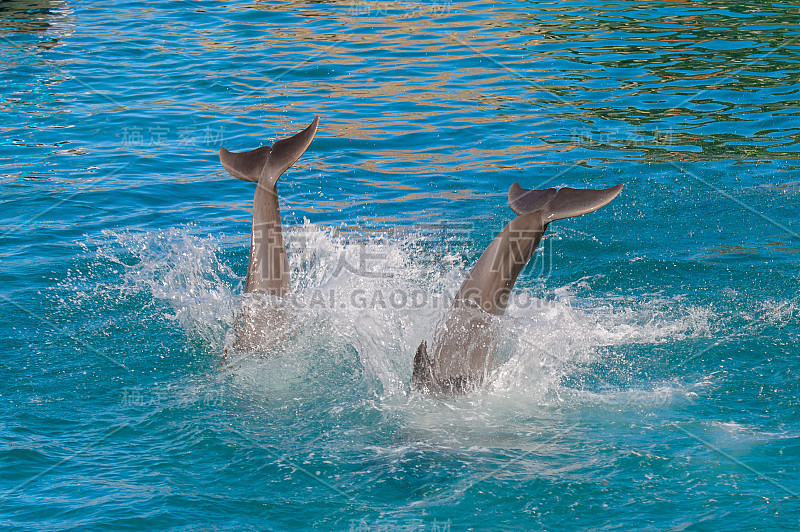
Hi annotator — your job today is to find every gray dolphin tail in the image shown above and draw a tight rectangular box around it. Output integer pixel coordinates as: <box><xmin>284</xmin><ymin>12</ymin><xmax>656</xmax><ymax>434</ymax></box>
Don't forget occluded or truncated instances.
<box><xmin>508</xmin><ymin>182</ymin><xmax>624</xmax><ymax>221</ymax></box>
<box><xmin>414</xmin><ymin>181</ymin><xmax>624</xmax><ymax>396</ymax></box>
<box><xmin>219</xmin><ymin>116</ymin><xmax>319</xmax><ymax>185</ymax></box>
<box><xmin>220</xmin><ymin>116</ymin><xmax>319</xmax><ymax>298</ymax></box>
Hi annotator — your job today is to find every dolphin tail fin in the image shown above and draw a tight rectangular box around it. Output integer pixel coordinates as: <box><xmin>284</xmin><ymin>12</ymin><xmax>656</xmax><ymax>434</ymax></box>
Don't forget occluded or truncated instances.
<box><xmin>508</xmin><ymin>182</ymin><xmax>623</xmax><ymax>221</ymax></box>
<box><xmin>219</xmin><ymin>116</ymin><xmax>319</xmax><ymax>186</ymax></box>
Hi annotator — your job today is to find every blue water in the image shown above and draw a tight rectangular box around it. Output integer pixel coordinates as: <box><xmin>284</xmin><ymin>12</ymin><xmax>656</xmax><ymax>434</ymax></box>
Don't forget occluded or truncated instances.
<box><xmin>2</xmin><ymin>0</ymin><xmax>799</xmax><ymax>529</ymax></box>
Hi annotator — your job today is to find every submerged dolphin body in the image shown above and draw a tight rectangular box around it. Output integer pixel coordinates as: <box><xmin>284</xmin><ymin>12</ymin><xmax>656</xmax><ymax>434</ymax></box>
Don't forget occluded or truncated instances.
<box><xmin>219</xmin><ymin>117</ymin><xmax>319</xmax><ymax>351</ymax></box>
<box><xmin>412</xmin><ymin>183</ymin><xmax>624</xmax><ymax>395</ymax></box>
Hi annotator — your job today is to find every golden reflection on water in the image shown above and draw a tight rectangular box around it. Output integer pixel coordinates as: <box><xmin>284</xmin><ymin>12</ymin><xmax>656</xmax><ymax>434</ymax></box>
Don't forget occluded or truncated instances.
<box><xmin>198</xmin><ymin>0</ymin><xmax>800</xmax><ymax>220</ymax></box>
<box><xmin>0</xmin><ymin>0</ymin><xmax>68</xmax><ymax>40</ymax></box>
<box><xmin>30</xmin><ymin>0</ymin><xmax>795</xmax><ymax>196</ymax></box>
<box><xmin>702</xmin><ymin>242</ymin><xmax>799</xmax><ymax>258</ymax></box>
<box><xmin>219</xmin><ymin>3</ymin><xmax>794</xmax><ymax>179</ymax></box>
<box><xmin>354</xmin><ymin>178</ymin><xmax>416</xmax><ymax>190</ymax></box>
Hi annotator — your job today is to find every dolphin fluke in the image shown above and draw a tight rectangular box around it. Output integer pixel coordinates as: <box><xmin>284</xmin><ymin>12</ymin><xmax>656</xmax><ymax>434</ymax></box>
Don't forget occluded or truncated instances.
<box><xmin>508</xmin><ymin>182</ymin><xmax>624</xmax><ymax>221</ymax></box>
<box><xmin>219</xmin><ymin>116</ymin><xmax>319</xmax><ymax>186</ymax></box>
<box><xmin>219</xmin><ymin>116</ymin><xmax>320</xmax><ymax>298</ymax></box>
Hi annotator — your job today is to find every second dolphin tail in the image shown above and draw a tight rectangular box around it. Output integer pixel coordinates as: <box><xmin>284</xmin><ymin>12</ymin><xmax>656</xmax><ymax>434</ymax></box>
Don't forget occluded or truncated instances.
<box><xmin>219</xmin><ymin>116</ymin><xmax>319</xmax><ymax>186</ymax></box>
<box><xmin>508</xmin><ymin>182</ymin><xmax>623</xmax><ymax>221</ymax></box>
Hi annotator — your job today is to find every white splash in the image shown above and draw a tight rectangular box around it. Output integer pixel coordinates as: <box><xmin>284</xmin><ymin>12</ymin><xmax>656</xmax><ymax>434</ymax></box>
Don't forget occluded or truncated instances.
<box><xmin>81</xmin><ymin>222</ymin><xmax>718</xmax><ymax>408</ymax></box>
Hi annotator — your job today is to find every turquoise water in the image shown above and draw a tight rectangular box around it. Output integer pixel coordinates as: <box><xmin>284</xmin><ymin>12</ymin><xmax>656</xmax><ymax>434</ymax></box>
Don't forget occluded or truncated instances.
<box><xmin>3</xmin><ymin>0</ymin><xmax>800</xmax><ymax>529</ymax></box>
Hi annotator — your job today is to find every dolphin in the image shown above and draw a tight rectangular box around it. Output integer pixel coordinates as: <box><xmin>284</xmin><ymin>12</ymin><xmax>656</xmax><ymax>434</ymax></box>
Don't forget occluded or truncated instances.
<box><xmin>412</xmin><ymin>183</ymin><xmax>624</xmax><ymax>395</ymax></box>
<box><xmin>219</xmin><ymin>116</ymin><xmax>319</xmax><ymax>352</ymax></box>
